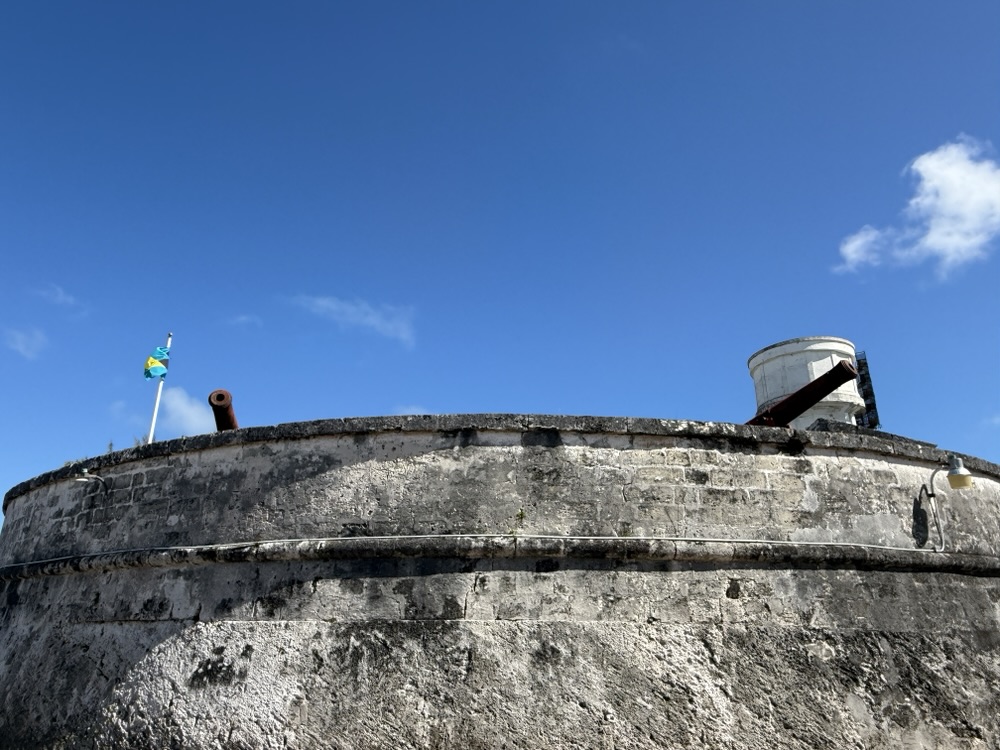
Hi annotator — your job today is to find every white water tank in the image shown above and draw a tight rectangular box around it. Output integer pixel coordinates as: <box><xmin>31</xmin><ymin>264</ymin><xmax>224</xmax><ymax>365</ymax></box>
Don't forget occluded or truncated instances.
<box><xmin>748</xmin><ymin>336</ymin><xmax>866</xmax><ymax>430</ymax></box>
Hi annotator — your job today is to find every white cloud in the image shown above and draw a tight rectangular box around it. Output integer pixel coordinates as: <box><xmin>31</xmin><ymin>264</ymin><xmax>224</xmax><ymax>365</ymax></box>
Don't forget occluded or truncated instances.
<box><xmin>293</xmin><ymin>294</ymin><xmax>415</xmax><ymax>348</ymax></box>
<box><xmin>229</xmin><ymin>314</ymin><xmax>263</xmax><ymax>327</ymax></box>
<box><xmin>34</xmin><ymin>284</ymin><xmax>78</xmax><ymax>306</ymax></box>
<box><xmin>160</xmin><ymin>387</ymin><xmax>216</xmax><ymax>437</ymax></box>
<box><xmin>837</xmin><ymin>136</ymin><xmax>1000</xmax><ymax>278</ymax></box>
<box><xmin>110</xmin><ymin>400</ymin><xmax>145</xmax><ymax>429</ymax></box>
<box><xmin>899</xmin><ymin>138</ymin><xmax>1000</xmax><ymax>273</ymax></box>
<box><xmin>834</xmin><ymin>225</ymin><xmax>885</xmax><ymax>273</ymax></box>
<box><xmin>4</xmin><ymin>328</ymin><xmax>47</xmax><ymax>359</ymax></box>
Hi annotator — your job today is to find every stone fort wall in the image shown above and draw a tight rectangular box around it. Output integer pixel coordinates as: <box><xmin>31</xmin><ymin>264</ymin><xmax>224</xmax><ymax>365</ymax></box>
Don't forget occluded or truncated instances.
<box><xmin>1</xmin><ymin>415</ymin><xmax>999</xmax><ymax>749</ymax></box>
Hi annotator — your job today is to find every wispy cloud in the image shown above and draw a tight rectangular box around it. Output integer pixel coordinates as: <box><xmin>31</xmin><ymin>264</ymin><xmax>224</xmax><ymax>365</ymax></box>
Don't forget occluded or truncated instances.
<box><xmin>229</xmin><ymin>314</ymin><xmax>263</xmax><ymax>327</ymax></box>
<box><xmin>836</xmin><ymin>136</ymin><xmax>1000</xmax><ymax>278</ymax></box>
<box><xmin>292</xmin><ymin>294</ymin><xmax>415</xmax><ymax>348</ymax></box>
<box><xmin>110</xmin><ymin>400</ymin><xmax>146</xmax><ymax>430</ymax></box>
<box><xmin>34</xmin><ymin>284</ymin><xmax>78</xmax><ymax>307</ymax></box>
<box><xmin>836</xmin><ymin>225</ymin><xmax>884</xmax><ymax>271</ymax></box>
<box><xmin>161</xmin><ymin>387</ymin><xmax>216</xmax><ymax>437</ymax></box>
<box><xmin>4</xmin><ymin>328</ymin><xmax>47</xmax><ymax>359</ymax></box>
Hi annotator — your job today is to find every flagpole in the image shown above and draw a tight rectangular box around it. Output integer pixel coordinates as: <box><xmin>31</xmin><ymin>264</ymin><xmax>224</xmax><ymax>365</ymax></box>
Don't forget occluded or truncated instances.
<box><xmin>147</xmin><ymin>332</ymin><xmax>173</xmax><ymax>445</ymax></box>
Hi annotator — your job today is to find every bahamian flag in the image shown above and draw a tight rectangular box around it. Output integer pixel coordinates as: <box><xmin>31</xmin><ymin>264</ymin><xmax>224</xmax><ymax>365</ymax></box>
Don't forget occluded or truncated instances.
<box><xmin>144</xmin><ymin>346</ymin><xmax>170</xmax><ymax>380</ymax></box>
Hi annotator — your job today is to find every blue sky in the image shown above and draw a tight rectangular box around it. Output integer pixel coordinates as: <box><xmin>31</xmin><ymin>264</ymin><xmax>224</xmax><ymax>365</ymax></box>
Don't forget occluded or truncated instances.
<box><xmin>2</xmin><ymin>3</ymin><xmax>999</xmax><ymax>511</ymax></box>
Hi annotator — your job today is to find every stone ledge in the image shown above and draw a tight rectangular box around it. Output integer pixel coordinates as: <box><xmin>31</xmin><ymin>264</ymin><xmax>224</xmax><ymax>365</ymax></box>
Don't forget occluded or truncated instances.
<box><xmin>3</xmin><ymin>535</ymin><xmax>999</xmax><ymax>582</ymax></box>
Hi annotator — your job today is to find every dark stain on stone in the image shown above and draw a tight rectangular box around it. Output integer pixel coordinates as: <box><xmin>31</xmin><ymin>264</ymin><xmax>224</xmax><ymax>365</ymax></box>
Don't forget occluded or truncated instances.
<box><xmin>522</xmin><ymin>428</ymin><xmax>562</xmax><ymax>448</ymax></box>
<box><xmin>392</xmin><ymin>579</ymin><xmax>415</xmax><ymax>598</ymax></box>
<box><xmin>726</xmin><ymin>579</ymin><xmax>741</xmax><ymax>599</ymax></box>
<box><xmin>188</xmin><ymin>655</ymin><xmax>247</xmax><ymax>688</ymax></box>
<box><xmin>778</xmin><ymin>437</ymin><xmax>806</xmax><ymax>456</ymax></box>
<box><xmin>241</xmin><ymin>644</ymin><xmax>254</xmax><ymax>660</ymax></box>
<box><xmin>312</xmin><ymin>648</ymin><xmax>325</xmax><ymax>673</ymax></box>
<box><xmin>340</xmin><ymin>522</ymin><xmax>371</xmax><ymax>537</ymax></box>
<box><xmin>703</xmin><ymin>436</ymin><xmax>762</xmax><ymax>454</ymax></box>
<box><xmin>392</xmin><ymin>578</ymin><xmax>423</xmax><ymax>620</ymax></box>
<box><xmin>536</xmin><ymin>559</ymin><xmax>560</xmax><ymax>573</ymax></box>
<box><xmin>532</xmin><ymin>642</ymin><xmax>563</xmax><ymax>665</ymax></box>
<box><xmin>340</xmin><ymin>577</ymin><xmax>365</xmax><ymax>595</ymax></box>
<box><xmin>969</xmin><ymin>628</ymin><xmax>1000</xmax><ymax>651</ymax></box>
<box><xmin>687</xmin><ymin>469</ymin><xmax>710</xmax><ymax>485</ymax></box>
<box><xmin>5</xmin><ymin>582</ymin><xmax>19</xmax><ymax>607</ymax></box>
<box><xmin>526</xmin><ymin>465</ymin><xmax>562</xmax><ymax>484</ymax></box>
<box><xmin>789</xmin><ymin>458</ymin><xmax>814</xmax><ymax>474</ymax></box>
<box><xmin>258</xmin><ymin>594</ymin><xmax>287</xmax><ymax>617</ymax></box>
<box><xmin>443</xmin><ymin>428</ymin><xmax>478</xmax><ymax>448</ymax></box>
<box><xmin>440</xmin><ymin>595</ymin><xmax>464</xmax><ymax>620</ymax></box>
<box><xmin>141</xmin><ymin>597</ymin><xmax>169</xmax><ymax>617</ymax></box>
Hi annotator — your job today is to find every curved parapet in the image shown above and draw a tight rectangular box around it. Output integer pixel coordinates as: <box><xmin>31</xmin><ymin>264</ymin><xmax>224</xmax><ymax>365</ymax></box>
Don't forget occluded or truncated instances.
<box><xmin>1</xmin><ymin>415</ymin><xmax>999</xmax><ymax>749</ymax></box>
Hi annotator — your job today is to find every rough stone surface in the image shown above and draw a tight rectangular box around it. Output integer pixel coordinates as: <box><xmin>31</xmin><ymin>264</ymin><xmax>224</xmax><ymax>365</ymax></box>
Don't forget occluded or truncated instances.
<box><xmin>1</xmin><ymin>415</ymin><xmax>999</xmax><ymax>749</ymax></box>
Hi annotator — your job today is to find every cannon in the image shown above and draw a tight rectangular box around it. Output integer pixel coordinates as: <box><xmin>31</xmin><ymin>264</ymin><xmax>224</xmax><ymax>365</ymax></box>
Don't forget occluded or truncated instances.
<box><xmin>208</xmin><ymin>389</ymin><xmax>239</xmax><ymax>431</ymax></box>
<box><xmin>745</xmin><ymin>359</ymin><xmax>859</xmax><ymax>428</ymax></box>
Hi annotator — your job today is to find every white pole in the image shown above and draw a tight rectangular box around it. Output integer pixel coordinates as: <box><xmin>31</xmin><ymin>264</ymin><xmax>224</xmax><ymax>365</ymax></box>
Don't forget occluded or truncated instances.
<box><xmin>147</xmin><ymin>332</ymin><xmax>173</xmax><ymax>445</ymax></box>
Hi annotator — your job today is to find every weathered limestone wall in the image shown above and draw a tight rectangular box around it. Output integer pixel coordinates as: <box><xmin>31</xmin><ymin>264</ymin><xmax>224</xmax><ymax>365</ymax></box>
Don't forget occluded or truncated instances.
<box><xmin>1</xmin><ymin>415</ymin><xmax>999</xmax><ymax>749</ymax></box>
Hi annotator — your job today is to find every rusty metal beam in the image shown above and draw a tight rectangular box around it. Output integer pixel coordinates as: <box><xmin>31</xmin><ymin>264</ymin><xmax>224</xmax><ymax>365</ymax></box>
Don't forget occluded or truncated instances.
<box><xmin>746</xmin><ymin>360</ymin><xmax>858</xmax><ymax>428</ymax></box>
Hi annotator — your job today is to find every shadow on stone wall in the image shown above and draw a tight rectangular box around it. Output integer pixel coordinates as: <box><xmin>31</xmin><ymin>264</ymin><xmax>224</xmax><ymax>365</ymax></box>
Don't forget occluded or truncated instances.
<box><xmin>3</xmin><ymin>551</ymin><xmax>1000</xmax><ymax>749</ymax></box>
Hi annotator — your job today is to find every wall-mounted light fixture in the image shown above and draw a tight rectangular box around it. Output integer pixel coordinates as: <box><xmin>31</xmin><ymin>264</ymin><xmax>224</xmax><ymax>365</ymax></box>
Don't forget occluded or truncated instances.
<box><xmin>75</xmin><ymin>468</ymin><xmax>109</xmax><ymax>497</ymax></box>
<box><xmin>920</xmin><ymin>455</ymin><xmax>975</xmax><ymax>552</ymax></box>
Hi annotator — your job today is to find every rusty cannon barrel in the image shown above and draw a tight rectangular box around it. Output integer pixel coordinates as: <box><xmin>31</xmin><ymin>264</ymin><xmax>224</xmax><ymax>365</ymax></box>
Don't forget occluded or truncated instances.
<box><xmin>745</xmin><ymin>359</ymin><xmax>858</xmax><ymax>428</ymax></box>
<box><xmin>208</xmin><ymin>389</ymin><xmax>238</xmax><ymax>431</ymax></box>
